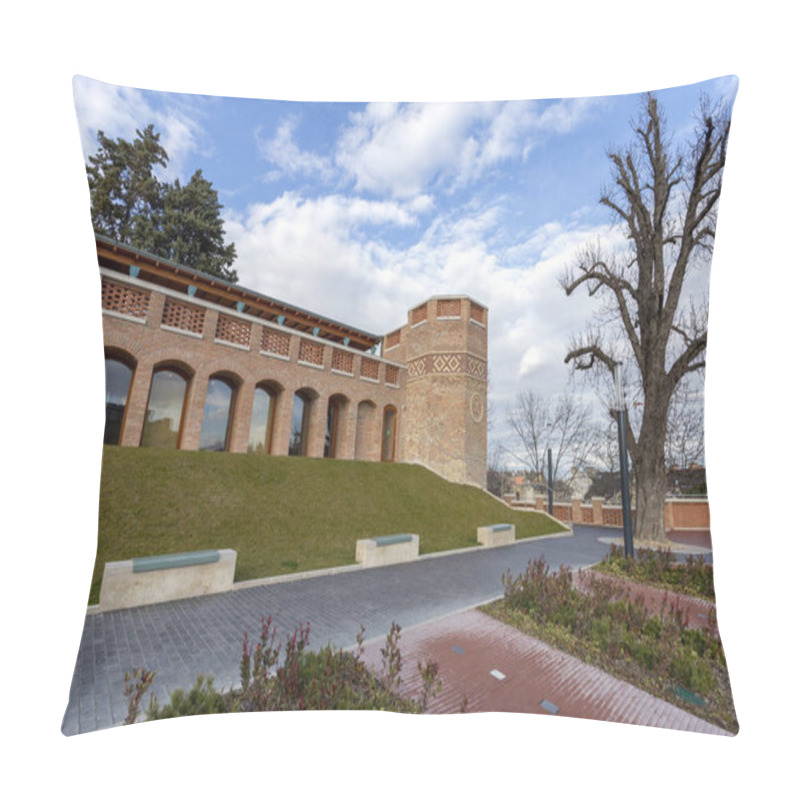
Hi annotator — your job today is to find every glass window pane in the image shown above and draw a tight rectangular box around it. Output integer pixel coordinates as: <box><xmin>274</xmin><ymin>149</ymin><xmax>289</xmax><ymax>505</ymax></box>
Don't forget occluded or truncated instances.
<box><xmin>141</xmin><ymin>370</ymin><xmax>187</xmax><ymax>449</ymax></box>
<box><xmin>324</xmin><ymin>400</ymin><xmax>338</xmax><ymax>458</ymax></box>
<box><xmin>289</xmin><ymin>393</ymin><xmax>308</xmax><ymax>456</ymax></box>
<box><xmin>382</xmin><ymin>407</ymin><xmax>396</xmax><ymax>462</ymax></box>
<box><xmin>199</xmin><ymin>378</ymin><xmax>234</xmax><ymax>451</ymax></box>
<box><xmin>248</xmin><ymin>387</ymin><xmax>274</xmax><ymax>454</ymax></box>
<box><xmin>104</xmin><ymin>358</ymin><xmax>132</xmax><ymax>445</ymax></box>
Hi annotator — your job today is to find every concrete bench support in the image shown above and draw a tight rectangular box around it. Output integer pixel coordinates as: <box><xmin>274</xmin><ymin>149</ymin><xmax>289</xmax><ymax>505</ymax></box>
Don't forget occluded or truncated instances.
<box><xmin>477</xmin><ymin>523</ymin><xmax>516</xmax><ymax>547</ymax></box>
<box><xmin>99</xmin><ymin>549</ymin><xmax>237</xmax><ymax>611</ymax></box>
<box><xmin>356</xmin><ymin>534</ymin><xmax>419</xmax><ymax>567</ymax></box>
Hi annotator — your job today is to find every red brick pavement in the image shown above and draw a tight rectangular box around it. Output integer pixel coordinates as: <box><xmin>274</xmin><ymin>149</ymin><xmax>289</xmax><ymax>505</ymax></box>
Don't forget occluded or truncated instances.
<box><xmin>359</xmin><ymin>606</ymin><xmax>729</xmax><ymax>735</ymax></box>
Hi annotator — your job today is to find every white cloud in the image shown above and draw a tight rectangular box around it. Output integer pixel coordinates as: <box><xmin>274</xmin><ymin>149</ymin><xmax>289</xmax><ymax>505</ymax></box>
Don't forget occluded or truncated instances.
<box><xmin>336</xmin><ymin>101</ymin><xmax>488</xmax><ymax>198</ymax></box>
<box><xmin>333</xmin><ymin>98</ymin><xmax>599</xmax><ymax>199</ymax></box>
<box><xmin>72</xmin><ymin>75</ymin><xmax>206</xmax><ymax>182</ymax></box>
<box><xmin>225</xmin><ymin>185</ymin><xmax>617</xmax><ymax>444</ymax></box>
<box><xmin>257</xmin><ymin>116</ymin><xmax>334</xmax><ymax>181</ymax></box>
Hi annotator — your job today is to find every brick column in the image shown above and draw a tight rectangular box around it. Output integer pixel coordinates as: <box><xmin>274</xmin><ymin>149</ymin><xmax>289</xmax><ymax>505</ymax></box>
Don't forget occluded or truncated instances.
<box><xmin>180</xmin><ymin>368</ymin><xmax>208</xmax><ymax>451</ymax></box>
<box><xmin>591</xmin><ymin>497</ymin><xmax>604</xmax><ymax>525</ymax></box>
<box><xmin>664</xmin><ymin>499</ymin><xmax>675</xmax><ymax>532</ymax></box>
<box><xmin>305</xmin><ymin>393</ymin><xmax>326</xmax><ymax>458</ymax></box>
<box><xmin>271</xmin><ymin>388</ymin><xmax>293</xmax><ymax>456</ymax></box>
<box><xmin>572</xmin><ymin>498</ymin><xmax>583</xmax><ymax>524</ymax></box>
<box><xmin>120</xmin><ymin>357</ymin><xmax>154</xmax><ymax>447</ymax></box>
<box><xmin>228</xmin><ymin>380</ymin><xmax>255</xmax><ymax>454</ymax></box>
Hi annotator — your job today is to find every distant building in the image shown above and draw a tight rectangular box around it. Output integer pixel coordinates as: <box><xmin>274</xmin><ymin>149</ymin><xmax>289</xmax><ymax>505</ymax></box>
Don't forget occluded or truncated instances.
<box><xmin>97</xmin><ymin>234</ymin><xmax>488</xmax><ymax>486</ymax></box>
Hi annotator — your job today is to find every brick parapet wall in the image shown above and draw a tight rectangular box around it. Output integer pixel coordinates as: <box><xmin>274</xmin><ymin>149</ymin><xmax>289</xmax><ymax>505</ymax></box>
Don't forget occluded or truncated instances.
<box><xmin>506</xmin><ymin>495</ymin><xmax>710</xmax><ymax>531</ymax></box>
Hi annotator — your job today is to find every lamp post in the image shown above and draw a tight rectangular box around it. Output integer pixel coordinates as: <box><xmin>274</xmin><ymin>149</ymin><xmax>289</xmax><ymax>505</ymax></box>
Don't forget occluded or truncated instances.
<box><xmin>614</xmin><ymin>362</ymin><xmax>635</xmax><ymax>558</ymax></box>
<box><xmin>547</xmin><ymin>446</ymin><xmax>553</xmax><ymax>516</ymax></box>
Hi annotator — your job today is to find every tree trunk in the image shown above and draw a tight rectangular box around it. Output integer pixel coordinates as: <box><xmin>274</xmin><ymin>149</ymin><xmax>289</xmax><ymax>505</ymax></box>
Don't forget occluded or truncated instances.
<box><xmin>633</xmin><ymin>421</ymin><xmax>669</xmax><ymax>544</ymax></box>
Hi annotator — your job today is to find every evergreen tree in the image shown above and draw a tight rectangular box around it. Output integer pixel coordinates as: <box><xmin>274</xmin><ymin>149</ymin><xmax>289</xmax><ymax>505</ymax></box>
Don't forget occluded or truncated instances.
<box><xmin>86</xmin><ymin>127</ymin><xmax>238</xmax><ymax>282</ymax></box>
<box><xmin>87</xmin><ymin>125</ymin><xmax>167</xmax><ymax>253</ymax></box>
<box><xmin>158</xmin><ymin>170</ymin><xmax>238</xmax><ymax>282</ymax></box>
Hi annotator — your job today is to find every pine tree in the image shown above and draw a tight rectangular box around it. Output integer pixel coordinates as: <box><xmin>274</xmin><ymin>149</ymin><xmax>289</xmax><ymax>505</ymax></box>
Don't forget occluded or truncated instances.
<box><xmin>86</xmin><ymin>127</ymin><xmax>238</xmax><ymax>282</ymax></box>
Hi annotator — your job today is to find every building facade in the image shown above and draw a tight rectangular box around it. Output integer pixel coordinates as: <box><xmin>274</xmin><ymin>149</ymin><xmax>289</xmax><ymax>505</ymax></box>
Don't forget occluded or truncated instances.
<box><xmin>97</xmin><ymin>235</ymin><xmax>488</xmax><ymax>487</ymax></box>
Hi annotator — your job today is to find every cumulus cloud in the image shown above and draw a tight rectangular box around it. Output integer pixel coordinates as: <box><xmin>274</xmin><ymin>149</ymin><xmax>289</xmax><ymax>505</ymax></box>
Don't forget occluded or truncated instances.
<box><xmin>335</xmin><ymin>101</ymin><xmax>487</xmax><ymax>198</ymax></box>
<box><xmin>333</xmin><ymin>98</ymin><xmax>599</xmax><ymax>198</ymax></box>
<box><xmin>256</xmin><ymin>116</ymin><xmax>334</xmax><ymax>181</ymax></box>
<box><xmin>72</xmin><ymin>76</ymin><xmax>206</xmax><ymax>182</ymax></box>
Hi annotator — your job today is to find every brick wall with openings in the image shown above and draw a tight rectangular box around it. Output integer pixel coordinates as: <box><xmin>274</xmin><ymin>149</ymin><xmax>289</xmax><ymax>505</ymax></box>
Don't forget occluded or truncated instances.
<box><xmin>215</xmin><ymin>314</ymin><xmax>251</xmax><ymax>348</ymax></box>
<box><xmin>101</xmin><ymin>279</ymin><xmax>403</xmax><ymax>461</ymax></box>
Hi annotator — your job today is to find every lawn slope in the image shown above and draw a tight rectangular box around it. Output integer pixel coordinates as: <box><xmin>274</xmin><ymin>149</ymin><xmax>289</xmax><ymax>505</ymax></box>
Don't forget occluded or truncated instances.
<box><xmin>90</xmin><ymin>446</ymin><xmax>567</xmax><ymax>605</ymax></box>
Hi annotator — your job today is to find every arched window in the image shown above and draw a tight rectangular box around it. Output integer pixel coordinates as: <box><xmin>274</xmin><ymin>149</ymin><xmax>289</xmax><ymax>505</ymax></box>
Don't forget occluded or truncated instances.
<box><xmin>140</xmin><ymin>368</ymin><xmax>189</xmax><ymax>449</ymax></box>
<box><xmin>198</xmin><ymin>376</ymin><xmax>236</xmax><ymax>452</ymax></box>
<box><xmin>104</xmin><ymin>356</ymin><xmax>133</xmax><ymax>445</ymax></box>
<box><xmin>381</xmin><ymin>405</ymin><xmax>397</xmax><ymax>462</ymax></box>
<box><xmin>289</xmin><ymin>391</ymin><xmax>311</xmax><ymax>456</ymax></box>
<box><xmin>325</xmin><ymin>396</ymin><xmax>344</xmax><ymax>458</ymax></box>
<box><xmin>248</xmin><ymin>385</ymin><xmax>277</xmax><ymax>454</ymax></box>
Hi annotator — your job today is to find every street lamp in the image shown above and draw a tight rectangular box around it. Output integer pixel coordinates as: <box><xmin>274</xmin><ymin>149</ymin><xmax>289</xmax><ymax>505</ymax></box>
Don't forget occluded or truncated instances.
<box><xmin>614</xmin><ymin>362</ymin><xmax>635</xmax><ymax>558</ymax></box>
<box><xmin>547</xmin><ymin>446</ymin><xmax>553</xmax><ymax>516</ymax></box>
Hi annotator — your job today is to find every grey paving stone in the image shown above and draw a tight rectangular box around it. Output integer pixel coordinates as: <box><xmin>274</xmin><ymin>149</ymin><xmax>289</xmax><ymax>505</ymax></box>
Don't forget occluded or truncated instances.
<box><xmin>62</xmin><ymin>526</ymin><xmax>613</xmax><ymax>735</ymax></box>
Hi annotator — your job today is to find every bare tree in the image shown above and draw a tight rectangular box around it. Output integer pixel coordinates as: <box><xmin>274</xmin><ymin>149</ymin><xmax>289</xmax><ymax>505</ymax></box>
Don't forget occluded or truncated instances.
<box><xmin>561</xmin><ymin>93</ymin><xmax>731</xmax><ymax>542</ymax></box>
<box><xmin>506</xmin><ymin>391</ymin><xmax>596</xmax><ymax>496</ymax></box>
<box><xmin>666</xmin><ymin>374</ymin><xmax>706</xmax><ymax>470</ymax></box>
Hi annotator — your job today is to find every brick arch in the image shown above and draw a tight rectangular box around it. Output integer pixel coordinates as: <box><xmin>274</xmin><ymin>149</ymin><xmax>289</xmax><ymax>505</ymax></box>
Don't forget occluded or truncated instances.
<box><xmin>102</xmin><ymin>330</ymin><xmax>148</xmax><ymax>365</ymax></box>
<box><xmin>354</xmin><ymin>400</ymin><xmax>378</xmax><ymax>461</ymax></box>
<box><xmin>151</xmin><ymin>358</ymin><xmax>195</xmax><ymax>380</ymax></box>
<box><xmin>325</xmin><ymin>392</ymin><xmax>350</xmax><ymax>459</ymax></box>
<box><xmin>103</xmin><ymin>344</ymin><xmax>137</xmax><ymax>370</ymax></box>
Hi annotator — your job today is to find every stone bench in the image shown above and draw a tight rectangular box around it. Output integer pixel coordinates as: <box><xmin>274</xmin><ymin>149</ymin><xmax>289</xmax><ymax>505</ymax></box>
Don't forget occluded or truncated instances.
<box><xmin>99</xmin><ymin>549</ymin><xmax>237</xmax><ymax>611</ymax></box>
<box><xmin>477</xmin><ymin>523</ymin><xmax>516</xmax><ymax>547</ymax></box>
<box><xmin>355</xmin><ymin>534</ymin><xmax>419</xmax><ymax>567</ymax></box>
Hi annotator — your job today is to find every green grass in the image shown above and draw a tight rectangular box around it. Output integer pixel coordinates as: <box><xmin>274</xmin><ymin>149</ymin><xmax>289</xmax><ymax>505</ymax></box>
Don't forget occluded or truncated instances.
<box><xmin>91</xmin><ymin>446</ymin><xmax>567</xmax><ymax>605</ymax></box>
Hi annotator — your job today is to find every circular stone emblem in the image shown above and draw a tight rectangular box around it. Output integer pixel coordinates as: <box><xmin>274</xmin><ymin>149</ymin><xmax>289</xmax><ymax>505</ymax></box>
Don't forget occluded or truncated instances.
<box><xmin>469</xmin><ymin>392</ymin><xmax>484</xmax><ymax>423</ymax></box>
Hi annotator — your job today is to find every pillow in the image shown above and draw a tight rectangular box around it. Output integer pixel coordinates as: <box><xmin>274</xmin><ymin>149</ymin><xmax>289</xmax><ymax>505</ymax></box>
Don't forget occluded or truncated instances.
<box><xmin>63</xmin><ymin>75</ymin><xmax>738</xmax><ymax>736</ymax></box>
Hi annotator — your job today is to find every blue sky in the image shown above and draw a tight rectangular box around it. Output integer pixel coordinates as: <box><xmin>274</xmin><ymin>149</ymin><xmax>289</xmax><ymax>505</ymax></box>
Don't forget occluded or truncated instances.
<box><xmin>73</xmin><ymin>74</ymin><xmax>738</xmax><ymax>457</ymax></box>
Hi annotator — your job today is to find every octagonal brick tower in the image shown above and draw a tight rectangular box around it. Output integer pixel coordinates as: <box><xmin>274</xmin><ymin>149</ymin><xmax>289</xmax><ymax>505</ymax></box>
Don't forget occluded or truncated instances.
<box><xmin>383</xmin><ymin>296</ymin><xmax>488</xmax><ymax>487</ymax></box>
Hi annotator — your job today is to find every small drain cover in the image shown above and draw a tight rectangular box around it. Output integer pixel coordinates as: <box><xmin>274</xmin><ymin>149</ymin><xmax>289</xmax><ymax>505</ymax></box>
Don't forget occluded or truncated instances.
<box><xmin>672</xmin><ymin>685</ymin><xmax>706</xmax><ymax>706</ymax></box>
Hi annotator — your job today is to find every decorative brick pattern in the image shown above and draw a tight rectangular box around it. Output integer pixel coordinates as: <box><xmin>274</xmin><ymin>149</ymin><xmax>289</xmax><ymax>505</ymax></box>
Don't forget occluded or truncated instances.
<box><xmin>407</xmin><ymin>357</ymin><xmax>427</xmax><ymax>379</ymax></box>
<box><xmin>437</xmin><ymin>298</ymin><xmax>462</xmax><ymax>318</ymax></box>
<box><xmin>161</xmin><ymin>298</ymin><xmax>205</xmax><ymax>334</ymax></box>
<box><xmin>432</xmin><ymin>353</ymin><xmax>461</xmax><ymax>373</ymax></box>
<box><xmin>360</xmin><ymin>357</ymin><xmax>380</xmax><ymax>381</ymax></box>
<box><xmin>299</xmin><ymin>339</ymin><xmax>324</xmax><ymax>366</ymax></box>
<box><xmin>331</xmin><ymin>348</ymin><xmax>354</xmax><ymax>374</ymax></box>
<box><xmin>385</xmin><ymin>329</ymin><xmax>401</xmax><ymax>349</ymax></box>
<box><xmin>385</xmin><ymin>365</ymin><xmax>399</xmax><ymax>386</ymax></box>
<box><xmin>101</xmin><ymin>278</ymin><xmax>150</xmax><ymax>319</ymax></box>
<box><xmin>215</xmin><ymin>314</ymin><xmax>251</xmax><ymax>347</ymax></box>
<box><xmin>411</xmin><ymin>304</ymin><xmax>428</xmax><ymax>325</ymax></box>
<box><xmin>261</xmin><ymin>327</ymin><xmax>291</xmax><ymax>357</ymax></box>
<box><xmin>467</xmin><ymin>356</ymin><xmax>487</xmax><ymax>379</ymax></box>
<box><xmin>469</xmin><ymin>302</ymin><xmax>486</xmax><ymax>324</ymax></box>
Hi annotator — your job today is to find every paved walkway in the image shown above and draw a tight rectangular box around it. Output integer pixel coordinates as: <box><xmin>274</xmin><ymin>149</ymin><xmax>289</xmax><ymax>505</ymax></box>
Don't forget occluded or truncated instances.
<box><xmin>61</xmin><ymin>525</ymin><xmax>720</xmax><ymax>735</ymax></box>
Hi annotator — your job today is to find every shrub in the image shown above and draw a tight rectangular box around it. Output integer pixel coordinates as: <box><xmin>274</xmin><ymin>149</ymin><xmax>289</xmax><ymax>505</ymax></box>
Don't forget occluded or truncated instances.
<box><xmin>496</xmin><ymin>556</ymin><xmax>727</xmax><ymax>712</ymax></box>
<box><xmin>597</xmin><ymin>545</ymin><xmax>715</xmax><ymax>600</ymax></box>
<box><xmin>134</xmin><ymin>618</ymin><xmax>442</xmax><ymax>722</ymax></box>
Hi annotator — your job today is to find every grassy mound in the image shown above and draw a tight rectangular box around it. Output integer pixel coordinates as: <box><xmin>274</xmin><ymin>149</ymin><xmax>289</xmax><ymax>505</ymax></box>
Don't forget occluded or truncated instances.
<box><xmin>90</xmin><ymin>447</ymin><xmax>566</xmax><ymax>605</ymax></box>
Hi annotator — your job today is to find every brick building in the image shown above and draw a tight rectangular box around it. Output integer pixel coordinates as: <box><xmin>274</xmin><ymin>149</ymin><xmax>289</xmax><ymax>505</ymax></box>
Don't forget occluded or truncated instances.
<box><xmin>98</xmin><ymin>234</ymin><xmax>488</xmax><ymax>487</ymax></box>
